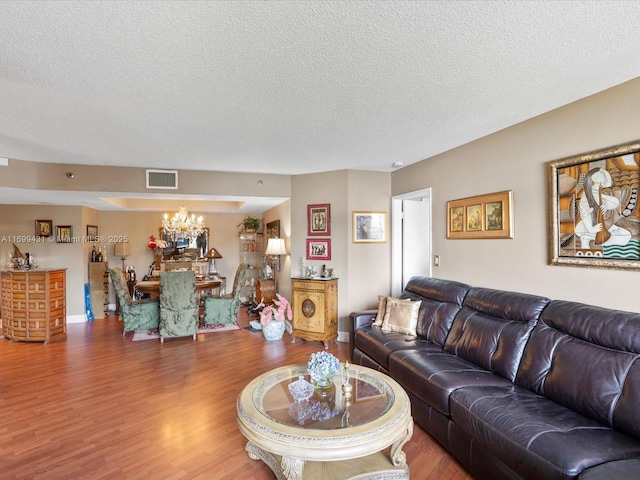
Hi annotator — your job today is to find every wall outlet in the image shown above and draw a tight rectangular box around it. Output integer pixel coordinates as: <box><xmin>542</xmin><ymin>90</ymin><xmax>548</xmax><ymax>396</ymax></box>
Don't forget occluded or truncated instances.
<box><xmin>433</xmin><ymin>255</ymin><xmax>440</xmax><ymax>267</ymax></box>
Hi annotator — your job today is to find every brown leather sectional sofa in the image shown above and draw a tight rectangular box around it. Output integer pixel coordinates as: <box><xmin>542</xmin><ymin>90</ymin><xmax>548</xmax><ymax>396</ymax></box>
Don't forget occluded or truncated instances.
<box><xmin>349</xmin><ymin>277</ymin><xmax>640</xmax><ymax>480</ymax></box>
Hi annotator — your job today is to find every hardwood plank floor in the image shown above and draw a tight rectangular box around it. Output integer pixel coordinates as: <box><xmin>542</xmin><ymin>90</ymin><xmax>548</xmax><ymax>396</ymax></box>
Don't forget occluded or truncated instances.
<box><xmin>0</xmin><ymin>310</ymin><xmax>473</xmax><ymax>479</ymax></box>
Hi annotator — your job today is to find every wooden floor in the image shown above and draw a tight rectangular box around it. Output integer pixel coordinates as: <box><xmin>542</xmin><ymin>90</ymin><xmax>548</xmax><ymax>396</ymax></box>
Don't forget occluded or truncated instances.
<box><xmin>0</xmin><ymin>309</ymin><xmax>474</xmax><ymax>480</ymax></box>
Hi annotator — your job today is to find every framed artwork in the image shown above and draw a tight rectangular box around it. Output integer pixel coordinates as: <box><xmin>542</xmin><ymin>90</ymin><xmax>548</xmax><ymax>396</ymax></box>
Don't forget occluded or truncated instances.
<box><xmin>307</xmin><ymin>204</ymin><xmax>331</xmax><ymax>236</ymax></box>
<box><xmin>35</xmin><ymin>219</ymin><xmax>53</xmax><ymax>237</ymax></box>
<box><xmin>306</xmin><ymin>238</ymin><xmax>331</xmax><ymax>260</ymax></box>
<box><xmin>86</xmin><ymin>225</ymin><xmax>98</xmax><ymax>242</ymax></box>
<box><xmin>56</xmin><ymin>225</ymin><xmax>73</xmax><ymax>243</ymax></box>
<box><xmin>549</xmin><ymin>140</ymin><xmax>640</xmax><ymax>270</ymax></box>
<box><xmin>446</xmin><ymin>191</ymin><xmax>513</xmax><ymax>239</ymax></box>
<box><xmin>353</xmin><ymin>211</ymin><xmax>387</xmax><ymax>243</ymax></box>
<box><xmin>266</xmin><ymin>219</ymin><xmax>280</xmax><ymax>238</ymax></box>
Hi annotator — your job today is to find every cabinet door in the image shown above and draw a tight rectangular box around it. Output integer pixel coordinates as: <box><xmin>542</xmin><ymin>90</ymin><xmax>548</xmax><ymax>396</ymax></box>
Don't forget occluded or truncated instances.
<box><xmin>293</xmin><ymin>290</ymin><xmax>326</xmax><ymax>334</ymax></box>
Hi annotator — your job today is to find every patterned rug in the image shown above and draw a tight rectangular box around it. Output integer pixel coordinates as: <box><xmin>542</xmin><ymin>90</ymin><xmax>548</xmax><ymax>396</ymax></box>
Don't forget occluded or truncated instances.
<box><xmin>130</xmin><ymin>322</ymin><xmax>240</xmax><ymax>342</ymax></box>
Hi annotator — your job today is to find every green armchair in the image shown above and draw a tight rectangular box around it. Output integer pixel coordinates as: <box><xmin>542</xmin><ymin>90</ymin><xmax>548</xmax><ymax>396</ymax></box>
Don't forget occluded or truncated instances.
<box><xmin>159</xmin><ymin>270</ymin><xmax>198</xmax><ymax>342</ymax></box>
<box><xmin>204</xmin><ymin>264</ymin><xmax>248</xmax><ymax>325</ymax></box>
<box><xmin>109</xmin><ymin>267</ymin><xmax>159</xmax><ymax>335</ymax></box>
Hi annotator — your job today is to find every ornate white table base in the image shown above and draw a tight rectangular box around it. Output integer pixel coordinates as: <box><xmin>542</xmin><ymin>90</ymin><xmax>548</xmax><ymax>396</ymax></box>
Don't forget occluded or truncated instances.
<box><xmin>245</xmin><ymin>419</ymin><xmax>413</xmax><ymax>480</ymax></box>
<box><xmin>245</xmin><ymin>441</ymin><xmax>411</xmax><ymax>480</ymax></box>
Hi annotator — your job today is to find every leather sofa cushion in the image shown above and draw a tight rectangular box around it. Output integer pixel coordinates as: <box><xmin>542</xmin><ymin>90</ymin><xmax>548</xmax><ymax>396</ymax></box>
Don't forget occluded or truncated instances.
<box><xmin>450</xmin><ymin>385</ymin><xmax>640</xmax><ymax>480</ymax></box>
<box><xmin>579</xmin><ymin>459</ymin><xmax>640</xmax><ymax>480</ymax></box>
<box><xmin>444</xmin><ymin>287</ymin><xmax>550</xmax><ymax>382</ymax></box>
<box><xmin>353</xmin><ymin>325</ymin><xmax>441</xmax><ymax>371</ymax></box>
<box><xmin>389</xmin><ymin>350</ymin><xmax>512</xmax><ymax>416</ymax></box>
<box><xmin>400</xmin><ymin>277</ymin><xmax>471</xmax><ymax>346</ymax></box>
<box><xmin>517</xmin><ymin>300</ymin><xmax>640</xmax><ymax>440</ymax></box>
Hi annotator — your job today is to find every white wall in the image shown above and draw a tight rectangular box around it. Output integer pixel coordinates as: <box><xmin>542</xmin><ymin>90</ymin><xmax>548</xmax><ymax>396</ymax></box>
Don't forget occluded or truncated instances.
<box><xmin>392</xmin><ymin>77</ymin><xmax>640</xmax><ymax>313</ymax></box>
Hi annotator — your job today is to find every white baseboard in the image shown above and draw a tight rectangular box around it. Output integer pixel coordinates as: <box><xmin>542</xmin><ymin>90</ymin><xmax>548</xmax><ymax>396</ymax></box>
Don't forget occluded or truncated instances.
<box><xmin>68</xmin><ymin>314</ymin><xmax>88</xmax><ymax>324</ymax></box>
<box><xmin>337</xmin><ymin>331</ymin><xmax>349</xmax><ymax>343</ymax></box>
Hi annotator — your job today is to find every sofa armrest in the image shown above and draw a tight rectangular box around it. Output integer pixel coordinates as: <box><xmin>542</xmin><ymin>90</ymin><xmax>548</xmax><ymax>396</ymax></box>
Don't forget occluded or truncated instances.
<box><xmin>349</xmin><ymin>310</ymin><xmax>377</xmax><ymax>362</ymax></box>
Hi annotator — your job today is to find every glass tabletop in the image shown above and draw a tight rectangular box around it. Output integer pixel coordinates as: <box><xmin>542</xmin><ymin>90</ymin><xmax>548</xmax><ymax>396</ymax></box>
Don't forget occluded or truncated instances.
<box><xmin>252</xmin><ymin>364</ymin><xmax>394</xmax><ymax>430</ymax></box>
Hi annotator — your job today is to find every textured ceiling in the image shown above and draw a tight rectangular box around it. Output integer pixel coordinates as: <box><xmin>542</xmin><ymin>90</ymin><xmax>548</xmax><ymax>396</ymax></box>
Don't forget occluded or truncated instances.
<box><xmin>2</xmin><ymin>1</ymin><xmax>640</xmax><ymax>208</ymax></box>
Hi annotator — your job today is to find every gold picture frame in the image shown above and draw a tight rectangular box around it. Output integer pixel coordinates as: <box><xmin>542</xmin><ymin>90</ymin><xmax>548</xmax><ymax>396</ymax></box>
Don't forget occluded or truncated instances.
<box><xmin>548</xmin><ymin>140</ymin><xmax>640</xmax><ymax>270</ymax></box>
<box><xmin>35</xmin><ymin>219</ymin><xmax>53</xmax><ymax>237</ymax></box>
<box><xmin>56</xmin><ymin>225</ymin><xmax>73</xmax><ymax>243</ymax></box>
<box><xmin>446</xmin><ymin>191</ymin><xmax>513</xmax><ymax>239</ymax></box>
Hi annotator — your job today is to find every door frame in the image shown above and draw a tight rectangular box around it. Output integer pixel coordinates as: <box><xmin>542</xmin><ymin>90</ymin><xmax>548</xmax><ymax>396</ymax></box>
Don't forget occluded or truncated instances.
<box><xmin>391</xmin><ymin>188</ymin><xmax>432</xmax><ymax>297</ymax></box>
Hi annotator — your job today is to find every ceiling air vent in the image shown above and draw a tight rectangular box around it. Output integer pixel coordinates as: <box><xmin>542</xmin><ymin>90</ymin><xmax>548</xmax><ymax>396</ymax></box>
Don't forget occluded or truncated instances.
<box><xmin>146</xmin><ymin>169</ymin><xmax>178</xmax><ymax>189</ymax></box>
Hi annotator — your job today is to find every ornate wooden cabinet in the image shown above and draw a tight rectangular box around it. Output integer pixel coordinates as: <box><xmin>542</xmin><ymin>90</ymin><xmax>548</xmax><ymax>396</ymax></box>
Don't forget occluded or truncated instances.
<box><xmin>1</xmin><ymin>268</ymin><xmax>67</xmax><ymax>343</ymax></box>
<box><xmin>291</xmin><ymin>277</ymin><xmax>338</xmax><ymax>348</ymax></box>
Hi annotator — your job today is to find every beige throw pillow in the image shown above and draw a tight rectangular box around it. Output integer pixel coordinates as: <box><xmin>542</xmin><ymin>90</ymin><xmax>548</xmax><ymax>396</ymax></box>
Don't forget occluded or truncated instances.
<box><xmin>382</xmin><ymin>298</ymin><xmax>422</xmax><ymax>336</ymax></box>
<box><xmin>373</xmin><ymin>296</ymin><xmax>411</xmax><ymax>327</ymax></box>
<box><xmin>373</xmin><ymin>295</ymin><xmax>387</xmax><ymax>327</ymax></box>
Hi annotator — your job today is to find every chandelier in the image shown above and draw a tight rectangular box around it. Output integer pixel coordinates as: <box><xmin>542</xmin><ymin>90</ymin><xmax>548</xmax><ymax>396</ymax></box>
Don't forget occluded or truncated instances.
<box><xmin>162</xmin><ymin>207</ymin><xmax>205</xmax><ymax>242</ymax></box>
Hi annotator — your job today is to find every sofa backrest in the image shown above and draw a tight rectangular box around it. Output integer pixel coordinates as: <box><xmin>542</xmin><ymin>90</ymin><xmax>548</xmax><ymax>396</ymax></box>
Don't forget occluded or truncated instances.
<box><xmin>399</xmin><ymin>276</ymin><xmax>471</xmax><ymax>347</ymax></box>
<box><xmin>516</xmin><ymin>300</ymin><xmax>640</xmax><ymax>440</ymax></box>
<box><xmin>443</xmin><ymin>287</ymin><xmax>550</xmax><ymax>382</ymax></box>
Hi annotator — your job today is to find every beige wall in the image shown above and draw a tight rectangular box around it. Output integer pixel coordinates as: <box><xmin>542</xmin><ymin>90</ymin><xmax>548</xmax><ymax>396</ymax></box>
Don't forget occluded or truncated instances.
<box><xmin>392</xmin><ymin>77</ymin><xmax>640</xmax><ymax>313</ymax></box>
<box><xmin>291</xmin><ymin>170</ymin><xmax>392</xmax><ymax>333</ymax></box>
<box><xmin>346</xmin><ymin>170</ymin><xmax>392</xmax><ymax>316</ymax></box>
<box><xmin>262</xmin><ymin>199</ymin><xmax>292</xmax><ymax>301</ymax></box>
<box><xmin>0</xmin><ymin>205</ymin><xmax>87</xmax><ymax>320</ymax></box>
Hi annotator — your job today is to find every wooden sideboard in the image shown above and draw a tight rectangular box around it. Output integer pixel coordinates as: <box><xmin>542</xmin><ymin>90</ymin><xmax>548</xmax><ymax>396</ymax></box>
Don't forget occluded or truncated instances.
<box><xmin>1</xmin><ymin>268</ymin><xmax>67</xmax><ymax>343</ymax></box>
<box><xmin>291</xmin><ymin>277</ymin><xmax>338</xmax><ymax>348</ymax></box>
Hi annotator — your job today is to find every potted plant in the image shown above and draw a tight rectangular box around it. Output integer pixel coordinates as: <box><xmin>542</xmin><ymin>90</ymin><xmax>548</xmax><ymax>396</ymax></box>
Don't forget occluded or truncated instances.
<box><xmin>238</xmin><ymin>215</ymin><xmax>261</xmax><ymax>233</ymax></box>
<box><xmin>259</xmin><ymin>293</ymin><xmax>292</xmax><ymax>340</ymax></box>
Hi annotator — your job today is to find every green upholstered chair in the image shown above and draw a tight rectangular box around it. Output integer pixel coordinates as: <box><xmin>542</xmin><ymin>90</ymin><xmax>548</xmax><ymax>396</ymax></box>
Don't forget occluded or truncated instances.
<box><xmin>203</xmin><ymin>264</ymin><xmax>248</xmax><ymax>325</ymax></box>
<box><xmin>108</xmin><ymin>267</ymin><xmax>159</xmax><ymax>336</ymax></box>
<box><xmin>159</xmin><ymin>270</ymin><xmax>198</xmax><ymax>343</ymax></box>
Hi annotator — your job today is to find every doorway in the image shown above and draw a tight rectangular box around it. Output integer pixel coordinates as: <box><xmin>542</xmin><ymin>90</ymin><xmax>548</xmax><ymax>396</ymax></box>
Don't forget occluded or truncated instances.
<box><xmin>391</xmin><ymin>188</ymin><xmax>432</xmax><ymax>297</ymax></box>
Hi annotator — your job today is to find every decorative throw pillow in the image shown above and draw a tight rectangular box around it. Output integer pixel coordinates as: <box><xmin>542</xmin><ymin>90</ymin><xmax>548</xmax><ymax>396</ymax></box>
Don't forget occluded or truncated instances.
<box><xmin>382</xmin><ymin>298</ymin><xmax>422</xmax><ymax>336</ymax></box>
<box><xmin>373</xmin><ymin>295</ymin><xmax>387</xmax><ymax>326</ymax></box>
<box><xmin>373</xmin><ymin>296</ymin><xmax>411</xmax><ymax>327</ymax></box>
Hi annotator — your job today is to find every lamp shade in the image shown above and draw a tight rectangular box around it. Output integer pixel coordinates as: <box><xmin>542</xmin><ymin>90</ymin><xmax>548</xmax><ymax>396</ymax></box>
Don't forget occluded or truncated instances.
<box><xmin>114</xmin><ymin>242</ymin><xmax>130</xmax><ymax>257</ymax></box>
<box><xmin>265</xmin><ymin>238</ymin><xmax>287</xmax><ymax>256</ymax></box>
<box><xmin>205</xmin><ymin>247</ymin><xmax>223</xmax><ymax>259</ymax></box>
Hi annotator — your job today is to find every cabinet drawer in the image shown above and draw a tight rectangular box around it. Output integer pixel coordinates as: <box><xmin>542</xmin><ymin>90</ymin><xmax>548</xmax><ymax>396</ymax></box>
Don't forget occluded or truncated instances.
<box><xmin>292</xmin><ymin>279</ymin><xmax>326</xmax><ymax>291</ymax></box>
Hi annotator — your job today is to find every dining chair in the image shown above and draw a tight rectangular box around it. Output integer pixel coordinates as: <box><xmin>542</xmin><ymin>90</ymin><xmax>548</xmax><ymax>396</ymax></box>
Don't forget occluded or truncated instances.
<box><xmin>108</xmin><ymin>267</ymin><xmax>160</xmax><ymax>335</ymax></box>
<box><xmin>159</xmin><ymin>270</ymin><xmax>198</xmax><ymax>343</ymax></box>
<box><xmin>203</xmin><ymin>264</ymin><xmax>248</xmax><ymax>325</ymax></box>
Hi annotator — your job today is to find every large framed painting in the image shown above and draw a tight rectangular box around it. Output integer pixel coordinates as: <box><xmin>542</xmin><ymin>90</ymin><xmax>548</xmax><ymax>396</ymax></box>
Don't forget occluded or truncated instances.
<box><xmin>307</xmin><ymin>204</ymin><xmax>331</xmax><ymax>236</ymax></box>
<box><xmin>446</xmin><ymin>191</ymin><xmax>513</xmax><ymax>239</ymax></box>
<box><xmin>549</xmin><ymin>140</ymin><xmax>640</xmax><ymax>270</ymax></box>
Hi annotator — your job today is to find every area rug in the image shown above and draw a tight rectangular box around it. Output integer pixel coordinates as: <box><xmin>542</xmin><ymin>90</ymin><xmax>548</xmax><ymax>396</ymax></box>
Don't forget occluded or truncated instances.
<box><xmin>130</xmin><ymin>322</ymin><xmax>240</xmax><ymax>342</ymax></box>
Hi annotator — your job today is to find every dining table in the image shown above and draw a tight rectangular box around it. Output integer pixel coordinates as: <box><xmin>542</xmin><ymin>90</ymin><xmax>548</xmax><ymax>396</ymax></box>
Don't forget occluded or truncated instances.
<box><xmin>134</xmin><ymin>277</ymin><xmax>222</xmax><ymax>318</ymax></box>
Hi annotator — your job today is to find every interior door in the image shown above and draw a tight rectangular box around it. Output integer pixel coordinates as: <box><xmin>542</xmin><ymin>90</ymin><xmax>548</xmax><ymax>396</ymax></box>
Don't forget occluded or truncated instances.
<box><xmin>402</xmin><ymin>198</ymin><xmax>431</xmax><ymax>287</ymax></box>
<box><xmin>391</xmin><ymin>188</ymin><xmax>432</xmax><ymax>296</ymax></box>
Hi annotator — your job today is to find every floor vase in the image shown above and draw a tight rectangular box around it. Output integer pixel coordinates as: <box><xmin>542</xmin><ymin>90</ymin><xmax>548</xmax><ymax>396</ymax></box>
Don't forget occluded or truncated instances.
<box><xmin>262</xmin><ymin>320</ymin><xmax>285</xmax><ymax>340</ymax></box>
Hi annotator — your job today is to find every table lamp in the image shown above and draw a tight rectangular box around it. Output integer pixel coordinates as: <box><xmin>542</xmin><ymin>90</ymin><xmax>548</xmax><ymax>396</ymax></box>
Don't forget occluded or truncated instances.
<box><xmin>205</xmin><ymin>247</ymin><xmax>223</xmax><ymax>274</ymax></box>
<box><xmin>265</xmin><ymin>237</ymin><xmax>287</xmax><ymax>291</ymax></box>
<box><xmin>114</xmin><ymin>242</ymin><xmax>130</xmax><ymax>271</ymax></box>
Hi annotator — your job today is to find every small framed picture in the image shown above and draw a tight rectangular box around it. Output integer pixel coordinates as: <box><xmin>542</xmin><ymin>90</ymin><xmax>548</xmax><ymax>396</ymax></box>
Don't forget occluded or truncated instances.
<box><xmin>56</xmin><ymin>225</ymin><xmax>73</xmax><ymax>243</ymax></box>
<box><xmin>307</xmin><ymin>204</ymin><xmax>331</xmax><ymax>236</ymax></box>
<box><xmin>35</xmin><ymin>219</ymin><xmax>53</xmax><ymax>237</ymax></box>
<box><xmin>306</xmin><ymin>238</ymin><xmax>331</xmax><ymax>260</ymax></box>
<box><xmin>86</xmin><ymin>225</ymin><xmax>98</xmax><ymax>241</ymax></box>
<box><xmin>353</xmin><ymin>211</ymin><xmax>387</xmax><ymax>243</ymax></box>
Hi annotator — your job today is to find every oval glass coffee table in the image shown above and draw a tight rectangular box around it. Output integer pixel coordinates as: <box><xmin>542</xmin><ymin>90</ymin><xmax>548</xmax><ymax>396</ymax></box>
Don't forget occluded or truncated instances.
<box><xmin>236</xmin><ymin>364</ymin><xmax>413</xmax><ymax>480</ymax></box>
